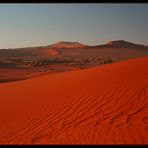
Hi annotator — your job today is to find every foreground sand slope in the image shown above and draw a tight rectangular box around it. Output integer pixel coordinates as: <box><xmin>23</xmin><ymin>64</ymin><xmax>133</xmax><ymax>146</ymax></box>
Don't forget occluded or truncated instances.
<box><xmin>0</xmin><ymin>56</ymin><xmax>148</xmax><ymax>144</ymax></box>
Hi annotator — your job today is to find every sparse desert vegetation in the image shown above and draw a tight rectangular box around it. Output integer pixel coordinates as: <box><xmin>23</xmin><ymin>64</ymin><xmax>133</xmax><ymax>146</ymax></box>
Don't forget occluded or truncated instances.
<box><xmin>0</xmin><ymin>40</ymin><xmax>148</xmax><ymax>83</ymax></box>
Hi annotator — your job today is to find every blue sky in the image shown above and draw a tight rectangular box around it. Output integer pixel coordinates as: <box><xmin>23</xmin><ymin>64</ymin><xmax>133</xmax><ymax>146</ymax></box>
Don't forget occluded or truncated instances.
<box><xmin>0</xmin><ymin>4</ymin><xmax>148</xmax><ymax>48</ymax></box>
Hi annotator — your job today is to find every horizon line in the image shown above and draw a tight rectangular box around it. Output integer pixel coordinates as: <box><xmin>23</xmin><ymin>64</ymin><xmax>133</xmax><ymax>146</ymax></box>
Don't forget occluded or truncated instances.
<box><xmin>0</xmin><ymin>39</ymin><xmax>147</xmax><ymax>50</ymax></box>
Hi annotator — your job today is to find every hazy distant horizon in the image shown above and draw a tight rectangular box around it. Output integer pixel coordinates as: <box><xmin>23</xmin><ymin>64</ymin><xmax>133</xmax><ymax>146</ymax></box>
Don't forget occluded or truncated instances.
<box><xmin>0</xmin><ymin>4</ymin><xmax>148</xmax><ymax>49</ymax></box>
<box><xmin>0</xmin><ymin>39</ymin><xmax>148</xmax><ymax>50</ymax></box>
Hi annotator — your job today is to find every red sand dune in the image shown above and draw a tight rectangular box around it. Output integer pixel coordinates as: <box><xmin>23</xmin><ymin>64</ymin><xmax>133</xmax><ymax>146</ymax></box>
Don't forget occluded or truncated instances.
<box><xmin>23</xmin><ymin>47</ymin><xmax>59</xmax><ymax>57</ymax></box>
<box><xmin>106</xmin><ymin>40</ymin><xmax>136</xmax><ymax>46</ymax></box>
<box><xmin>105</xmin><ymin>40</ymin><xmax>145</xmax><ymax>48</ymax></box>
<box><xmin>47</xmin><ymin>48</ymin><xmax>58</xmax><ymax>56</ymax></box>
<box><xmin>0</xmin><ymin>47</ymin><xmax>58</xmax><ymax>58</ymax></box>
<box><xmin>49</xmin><ymin>41</ymin><xmax>86</xmax><ymax>48</ymax></box>
<box><xmin>0</xmin><ymin>56</ymin><xmax>147</xmax><ymax>144</ymax></box>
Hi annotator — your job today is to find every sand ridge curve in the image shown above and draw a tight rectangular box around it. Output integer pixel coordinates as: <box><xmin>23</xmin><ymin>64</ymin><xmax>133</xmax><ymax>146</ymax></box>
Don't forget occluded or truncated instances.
<box><xmin>0</xmin><ymin>56</ymin><xmax>147</xmax><ymax>144</ymax></box>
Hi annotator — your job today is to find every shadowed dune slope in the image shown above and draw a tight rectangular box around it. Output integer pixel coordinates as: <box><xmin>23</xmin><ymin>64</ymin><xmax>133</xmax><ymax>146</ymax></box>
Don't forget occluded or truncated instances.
<box><xmin>106</xmin><ymin>40</ymin><xmax>145</xmax><ymax>48</ymax></box>
<box><xmin>0</xmin><ymin>47</ymin><xmax>58</xmax><ymax>57</ymax></box>
<box><xmin>0</xmin><ymin>56</ymin><xmax>148</xmax><ymax>144</ymax></box>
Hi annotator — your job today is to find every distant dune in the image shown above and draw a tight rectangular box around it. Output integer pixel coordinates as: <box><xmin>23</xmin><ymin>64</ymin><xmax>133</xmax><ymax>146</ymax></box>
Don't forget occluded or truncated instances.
<box><xmin>0</xmin><ymin>47</ymin><xmax>58</xmax><ymax>58</ymax></box>
<box><xmin>0</xmin><ymin>40</ymin><xmax>148</xmax><ymax>60</ymax></box>
<box><xmin>26</xmin><ymin>47</ymin><xmax>58</xmax><ymax>56</ymax></box>
<box><xmin>55</xmin><ymin>41</ymin><xmax>148</xmax><ymax>61</ymax></box>
<box><xmin>46</xmin><ymin>48</ymin><xmax>58</xmax><ymax>56</ymax></box>
<box><xmin>48</xmin><ymin>41</ymin><xmax>87</xmax><ymax>48</ymax></box>
<box><xmin>105</xmin><ymin>40</ymin><xmax>146</xmax><ymax>48</ymax></box>
<box><xmin>0</xmin><ymin>56</ymin><xmax>147</xmax><ymax>144</ymax></box>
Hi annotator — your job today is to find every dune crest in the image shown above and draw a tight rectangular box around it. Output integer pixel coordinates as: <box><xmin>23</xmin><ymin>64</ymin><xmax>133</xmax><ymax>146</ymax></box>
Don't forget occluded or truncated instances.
<box><xmin>49</xmin><ymin>41</ymin><xmax>87</xmax><ymax>48</ymax></box>
<box><xmin>0</xmin><ymin>56</ymin><xmax>147</xmax><ymax>144</ymax></box>
<box><xmin>106</xmin><ymin>40</ymin><xmax>145</xmax><ymax>48</ymax></box>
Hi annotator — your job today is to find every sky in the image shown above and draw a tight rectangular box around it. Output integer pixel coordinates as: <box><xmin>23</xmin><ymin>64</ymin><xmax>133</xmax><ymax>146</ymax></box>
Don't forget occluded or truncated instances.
<box><xmin>0</xmin><ymin>4</ymin><xmax>148</xmax><ymax>49</ymax></box>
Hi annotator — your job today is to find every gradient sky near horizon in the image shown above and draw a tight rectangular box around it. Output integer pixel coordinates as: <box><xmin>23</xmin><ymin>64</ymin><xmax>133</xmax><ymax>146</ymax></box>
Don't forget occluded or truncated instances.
<box><xmin>0</xmin><ymin>4</ymin><xmax>148</xmax><ymax>49</ymax></box>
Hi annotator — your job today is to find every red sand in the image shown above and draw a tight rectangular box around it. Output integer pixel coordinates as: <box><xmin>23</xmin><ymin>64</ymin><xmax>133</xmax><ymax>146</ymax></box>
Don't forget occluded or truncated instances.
<box><xmin>47</xmin><ymin>48</ymin><xmax>58</xmax><ymax>55</ymax></box>
<box><xmin>0</xmin><ymin>56</ymin><xmax>147</xmax><ymax>144</ymax></box>
<box><xmin>49</xmin><ymin>41</ymin><xmax>86</xmax><ymax>48</ymax></box>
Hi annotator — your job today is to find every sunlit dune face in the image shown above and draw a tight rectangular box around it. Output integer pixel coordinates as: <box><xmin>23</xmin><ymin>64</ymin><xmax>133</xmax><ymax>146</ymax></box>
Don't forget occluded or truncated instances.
<box><xmin>106</xmin><ymin>41</ymin><xmax>113</xmax><ymax>45</ymax></box>
<box><xmin>47</xmin><ymin>48</ymin><xmax>58</xmax><ymax>55</ymax></box>
<box><xmin>0</xmin><ymin>56</ymin><xmax>147</xmax><ymax>144</ymax></box>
